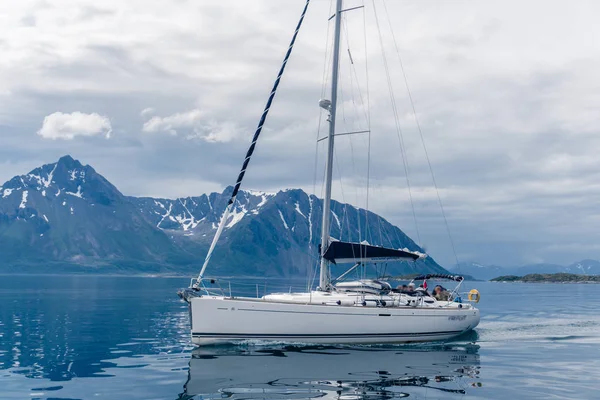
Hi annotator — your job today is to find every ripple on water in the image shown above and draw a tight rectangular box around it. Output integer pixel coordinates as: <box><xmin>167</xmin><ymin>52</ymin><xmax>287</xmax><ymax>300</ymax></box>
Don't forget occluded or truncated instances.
<box><xmin>476</xmin><ymin>314</ymin><xmax>600</xmax><ymax>344</ymax></box>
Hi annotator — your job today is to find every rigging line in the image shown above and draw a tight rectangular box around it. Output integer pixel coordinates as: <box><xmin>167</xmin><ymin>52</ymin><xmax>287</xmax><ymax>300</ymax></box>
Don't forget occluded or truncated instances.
<box><xmin>346</xmin><ymin>43</ymin><xmax>369</xmax><ymax>128</ymax></box>
<box><xmin>371</xmin><ymin>0</ymin><xmax>422</xmax><ymax>249</ymax></box>
<box><xmin>375</xmin><ymin>8</ymin><xmax>416</xmax><ymax>251</ymax></box>
<box><xmin>332</xmin><ymin>143</ymin><xmax>348</xmax><ymax>242</ymax></box>
<box><xmin>362</xmin><ymin>0</ymin><xmax>374</xmax><ymax>248</ymax></box>
<box><xmin>339</xmin><ymin>48</ymin><xmax>361</xmax><ymax>246</ymax></box>
<box><xmin>375</xmin><ymin>207</ymin><xmax>390</xmax><ymax>247</ymax></box>
<box><xmin>337</xmin><ymin>78</ymin><xmax>363</xmax><ymax>250</ymax></box>
<box><xmin>310</xmin><ymin>0</ymin><xmax>335</xmax><ymax>291</ymax></box>
<box><xmin>347</xmin><ymin>130</ymin><xmax>362</xmax><ymax>246</ymax></box>
<box><xmin>376</xmin><ymin>193</ymin><xmax>384</xmax><ymax>245</ymax></box>
<box><xmin>338</xmin><ymin>55</ymin><xmax>349</xmax><ymax>130</ymax></box>
<box><xmin>332</xmin><ymin>138</ymin><xmax>358</xmax><ymax>247</ymax></box>
<box><xmin>341</xmin><ymin>203</ymin><xmax>350</xmax><ymax>243</ymax></box>
<box><xmin>196</xmin><ymin>0</ymin><xmax>312</xmax><ymax>282</ymax></box>
<box><xmin>371</xmin><ymin>196</ymin><xmax>393</xmax><ymax>250</ymax></box>
<box><xmin>310</xmin><ymin>116</ymin><xmax>323</xmax><ymax>290</ymax></box>
<box><xmin>370</xmin><ymin>186</ymin><xmax>388</xmax><ymax>247</ymax></box>
<box><xmin>343</xmin><ymin>12</ymin><xmax>372</xmax><ymax>246</ymax></box>
<box><xmin>350</xmin><ymin>73</ymin><xmax>372</xmax><ymax>249</ymax></box>
<box><xmin>381</xmin><ymin>0</ymin><xmax>460</xmax><ymax>265</ymax></box>
<box><xmin>334</xmin><ymin>17</ymin><xmax>359</xmax><ymax>246</ymax></box>
<box><xmin>344</xmin><ymin>7</ymin><xmax>372</xmax><ymax>244</ymax></box>
<box><xmin>342</xmin><ymin>18</ymin><xmax>364</xmax><ymax>132</ymax></box>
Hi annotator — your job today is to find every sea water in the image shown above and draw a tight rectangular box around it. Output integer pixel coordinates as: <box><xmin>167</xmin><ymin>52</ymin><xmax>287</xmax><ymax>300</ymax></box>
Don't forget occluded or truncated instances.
<box><xmin>0</xmin><ymin>275</ymin><xmax>599</xmax><ymax>399</ymax></box>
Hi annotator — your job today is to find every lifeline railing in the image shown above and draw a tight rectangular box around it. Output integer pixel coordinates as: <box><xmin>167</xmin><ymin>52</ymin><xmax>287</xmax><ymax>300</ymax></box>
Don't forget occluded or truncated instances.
<box><xmin>194</xmin><ymin>278</ymin><xmax>315</xmax><ymax>299</ymax></box>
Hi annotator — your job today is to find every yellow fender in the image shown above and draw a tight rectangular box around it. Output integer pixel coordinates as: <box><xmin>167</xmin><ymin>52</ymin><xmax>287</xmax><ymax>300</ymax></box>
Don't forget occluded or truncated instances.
<box><xmin>468</xmin><ymin>289</ymin><xmax>481</xmax><ymax>303</ymax></box>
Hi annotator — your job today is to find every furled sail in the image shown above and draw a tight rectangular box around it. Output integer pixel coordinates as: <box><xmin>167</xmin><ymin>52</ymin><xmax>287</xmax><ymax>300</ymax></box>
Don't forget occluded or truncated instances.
<box><xmin>412</xmin><ymin>274</ymin><xmax>464</xmax><ymax>282</ymax></box>
<box><xmin>321</xmin><ymin>240</ymin><xmax>424</xmax><ymax>264</ymax></box>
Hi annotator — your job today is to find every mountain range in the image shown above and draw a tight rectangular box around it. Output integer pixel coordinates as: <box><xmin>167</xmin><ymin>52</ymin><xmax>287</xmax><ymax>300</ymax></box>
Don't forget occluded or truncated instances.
<box><xmin>0</xmin><ymin>155</ymin><xmax>446</xmax><ymax>277</ymax></box>
<box><xmin>450</xmin><ymin>260</ymin><xmax>600</xmax><ymax>281</ymax></box>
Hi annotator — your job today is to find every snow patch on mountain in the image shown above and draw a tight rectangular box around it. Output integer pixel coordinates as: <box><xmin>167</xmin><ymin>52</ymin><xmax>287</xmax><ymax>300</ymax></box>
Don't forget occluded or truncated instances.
<box><xmin>134</xmin><ymin>189</ymin><xmax>277</xmax><ymax>233</ymax></box>
<box><xmin>295</xmin><ymin>202</ymin><xmax>306</xmax><ymax>218</ymax></box>
<box><xmin>175</xmin><ymin>214</ymin><xmax>198</xmax><ymax>231</ymax></box>
<box><xmin>226</xmin><ymin>204</ymin><xmax>247</xmax><ymax>228</ymax></box>
<box><xmin>176</xmin><ymin>199</ymin><xmax>200</xmax><ymax>231</ymax></box>
<box><xmin>156</xmin><ymin>202</ymin><xmax>173</xmax><ymax>228</ymax></box>
<box><xmin>28</xmin><ymin>163</ymin><xmax>57</xmax><ymax>189</ymax></box>
<box><xmin>44</xmin><ymin>164</ymin><xmax>57</xmax><ymax>187</ymax></box>
<box><xmin>401</xmin><ymin>248</ymin><xmax>427</xmax><ymax>259</ymax></box>
<box><xmin>66</xmin><ymin>185</ymin><xmax>83</xmax><ymax>198</ymax></box>
<box><xmin>257</xmin><ymin>195</ymin><xmax>270</xmax><ymax>208</ymax></box>
<box><xmin>19</xmin><ymin>191</ymin><xmax>28</xmax><ymax>209</ymax></box>
<box><xmin>331</xmin><ymin>210</ymin><xmax>341</xmax><ymax>229</ymax></box>
<box><xmin>279</xmin><ymin>210</ymin><xmax>289</xmax><ymax>230</ymax></box>
<box><xmin>69</xmin><ymin>169</ymin><xmax>85</xmax><ymax>182</ymax></box>
<box><xmin>248</xmin><ymin>189</ymin><xmax>275</xmax><ymax>207</ymax></box>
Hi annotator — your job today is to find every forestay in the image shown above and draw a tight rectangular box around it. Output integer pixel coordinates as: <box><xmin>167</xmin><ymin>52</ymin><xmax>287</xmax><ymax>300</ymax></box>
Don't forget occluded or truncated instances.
<box><xmin>195</xmin><ymin>0</ymin><xmax>312</xmax><ymax>283</ymax></box>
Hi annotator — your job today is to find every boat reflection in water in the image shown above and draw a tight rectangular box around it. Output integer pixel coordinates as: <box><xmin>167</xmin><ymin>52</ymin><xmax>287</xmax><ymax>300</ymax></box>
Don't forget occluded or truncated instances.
<box><xmin>179</xmin><ymin>340</ymin><xmax>481</xmax><ymax>399</ymax></box>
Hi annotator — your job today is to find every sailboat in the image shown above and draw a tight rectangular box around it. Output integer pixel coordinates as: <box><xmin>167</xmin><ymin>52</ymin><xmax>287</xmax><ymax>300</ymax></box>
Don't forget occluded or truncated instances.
<box><xmin>179</xmin><ymin>0</ymin><xmax>480</xmax><ymax>346</ymax></box>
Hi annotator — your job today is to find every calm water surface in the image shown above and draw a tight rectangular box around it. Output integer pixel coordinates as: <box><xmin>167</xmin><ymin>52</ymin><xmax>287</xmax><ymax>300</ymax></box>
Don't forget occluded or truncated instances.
<box><xmin>0</xmin><ymin>276</ymin><xmax>599</xmax><ymax>399</ymax></box>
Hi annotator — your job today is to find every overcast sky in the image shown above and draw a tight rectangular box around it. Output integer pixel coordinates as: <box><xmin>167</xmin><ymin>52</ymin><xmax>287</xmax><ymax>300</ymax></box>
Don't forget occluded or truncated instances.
<box><xmin>1</xmin><ymin>0</ymin><xmax>599</xmax><ymax>267</ymax></box>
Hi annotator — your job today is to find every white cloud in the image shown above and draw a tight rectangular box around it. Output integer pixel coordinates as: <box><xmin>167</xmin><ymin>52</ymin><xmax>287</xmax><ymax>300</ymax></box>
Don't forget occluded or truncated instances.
<box><xmin>142</xmin><ymin>109</ymin><xmax>240</xmax><ymax>142</ymax></box>
<box><xmin>142</xmin><ymin>109</ymin><xmax>203</xmax><ymax>136</ymax></box>
<box><xmin>37</xmin><ymin>112</ymin><xmax>112</xmax><ymax>140</ymax></box>
<box><xmin>140</xmin><ymin>107</ymin><xmax>155</xmax><ymax>117</ymax></box>
<box><xmin>189</xmin><ymin>120</ymin><xmax>242</xmax><ymax>143</ymax></box>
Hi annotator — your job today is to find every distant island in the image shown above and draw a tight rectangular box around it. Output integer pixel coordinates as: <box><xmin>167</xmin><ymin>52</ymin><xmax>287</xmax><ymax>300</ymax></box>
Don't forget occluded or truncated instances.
<box><xmin>491</xmin><ymin>273</ymin><xmax>600</xmax><ymax>283</ymax></box>
<box><xmin>450</xmin><ymin>260</ymin><xmax>600</xmax><ymax>281</ymax></box>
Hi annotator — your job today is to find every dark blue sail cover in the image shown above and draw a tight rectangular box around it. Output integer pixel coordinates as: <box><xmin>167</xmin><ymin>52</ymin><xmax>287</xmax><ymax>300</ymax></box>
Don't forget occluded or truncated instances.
<box><xmin>322</xmin><ymin>241</ymin><xmax>421</xmax><ymax>264</ymax></box>
<box><xmin>412</xmin><ymin>274</ymin><xmax>464</xmax><ymax>282</ymax></box>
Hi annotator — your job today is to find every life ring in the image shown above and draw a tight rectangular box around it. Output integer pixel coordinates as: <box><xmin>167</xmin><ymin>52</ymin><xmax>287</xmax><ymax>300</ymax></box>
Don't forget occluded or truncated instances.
<box><xmin>468</xmin><ymin>289</ymin><xmax>480</xmax><ymax>303</ymax></box>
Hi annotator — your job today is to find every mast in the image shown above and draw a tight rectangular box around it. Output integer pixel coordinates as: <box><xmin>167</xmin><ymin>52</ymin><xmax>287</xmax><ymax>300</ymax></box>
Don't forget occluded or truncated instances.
<box><xmin>319</xmin><ymin>0</ymin><xmax>343</xmax><ymax>290</ymax></box>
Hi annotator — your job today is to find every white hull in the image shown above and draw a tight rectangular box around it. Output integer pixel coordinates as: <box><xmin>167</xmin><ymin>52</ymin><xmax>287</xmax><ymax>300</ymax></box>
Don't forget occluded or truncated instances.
<box><xmin>189</xmin><ymin>295</ymin><xmax>480</xmax><ymax>345</ymax></box>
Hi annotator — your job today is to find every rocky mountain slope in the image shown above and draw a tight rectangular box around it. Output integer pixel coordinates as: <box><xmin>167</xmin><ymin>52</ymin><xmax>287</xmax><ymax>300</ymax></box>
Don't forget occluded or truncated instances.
<box><xmin>0</xmin><ymin>156</ymin><xmax>185</xmax><ymax>273</ymax></box>
<box><xmin>0</xmin><ymin>155</ymin><xmax>448</xmax><ymax>277</ymax></box>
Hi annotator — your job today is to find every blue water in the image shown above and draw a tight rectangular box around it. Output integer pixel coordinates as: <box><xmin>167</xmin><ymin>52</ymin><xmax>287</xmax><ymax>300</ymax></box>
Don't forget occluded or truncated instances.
<box><xmin>0</xmin><ymin>276</ymin><xmax>599</xmax><ymax>399</ymax></box>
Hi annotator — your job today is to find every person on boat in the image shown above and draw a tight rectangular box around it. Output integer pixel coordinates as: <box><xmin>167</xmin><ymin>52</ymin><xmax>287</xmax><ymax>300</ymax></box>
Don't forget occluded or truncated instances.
<box><xmin>396</xmin><ymin>284</ymin><xmax>408</xmax><ymax>292</ymax></box>
<box><xmin>416</xmin><ymin>284</ymin><xmax>431</xmax><ymax>296</ymax></box>
<box><xmin>433</xmin><ymin>285</ymin><xmax>451</xmax><ymax>301</ymax></box>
